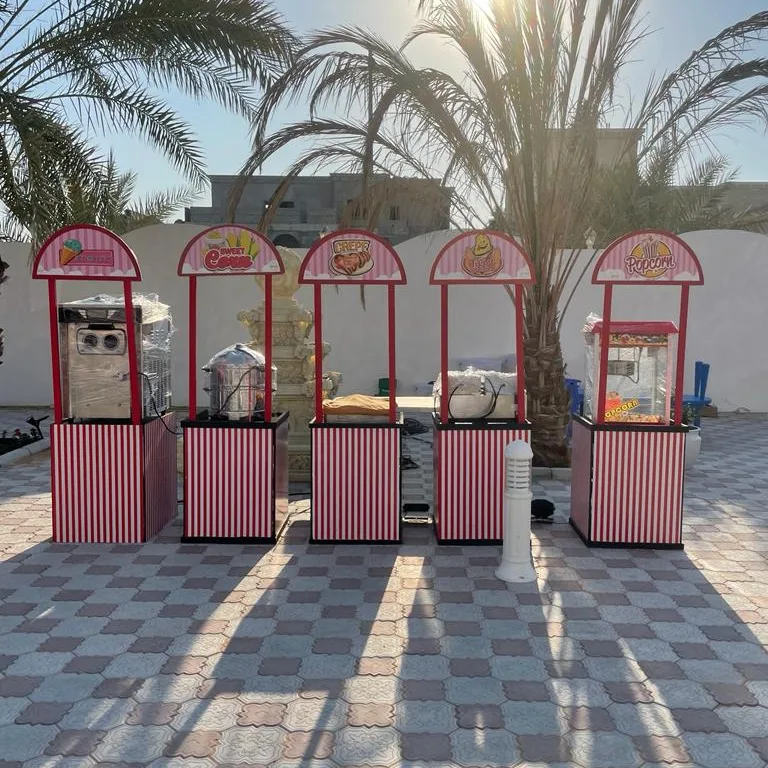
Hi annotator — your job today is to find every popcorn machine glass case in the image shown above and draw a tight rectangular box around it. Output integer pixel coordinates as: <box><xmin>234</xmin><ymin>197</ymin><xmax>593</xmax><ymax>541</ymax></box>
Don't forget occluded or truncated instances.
<box><xmin>583</xmin><ymin>319</ymin><xmax>678</xmax><ymax>425</ymax></box>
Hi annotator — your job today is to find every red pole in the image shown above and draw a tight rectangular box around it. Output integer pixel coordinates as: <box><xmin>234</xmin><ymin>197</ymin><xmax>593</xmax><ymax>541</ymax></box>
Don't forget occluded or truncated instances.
<box><xmin>122</xmin><ymin>283</ymin><xmax>142</xmax><ymax>425</ymax></box>
<box><xmin>387</xmin><ymin>284</ymin><xmax>396</xmax><ymax>422</ymax></box>
<box><xmin>188</xmin><ymin>277</ymin><xmax>197</xmax><ymax>420</ymax></box>
<box><xmin>440</xmin><ymin>285</ymin><xmax>449</xmax><ymax>423</ymax></box>
<box><xmin>674</xmin><ymin>285</ymin><xmax>690</xmax><ymax>425</ymax></box>
<box><xmin>48</xmin><ymin>279</ymin><xmax>63</xmax><ymax>423</ymax></box>
<box><xmin>514</xmin><ymin>284</ymin><xmax>526</xmax><ymax>422</ymax></box>
<box><xmin>314</xmin><ymin>284</ymin><xmax>324</xmax><ymax>422</ymax></box>
<box><xmin>595</xmin><ymin>285</ymin><xmax>613</xmax><ymax>424</ymax></box>
<box><xmin>264</xmin><ymin>275</ymin><xmax>273</xmax><ymax>422</ymax></box>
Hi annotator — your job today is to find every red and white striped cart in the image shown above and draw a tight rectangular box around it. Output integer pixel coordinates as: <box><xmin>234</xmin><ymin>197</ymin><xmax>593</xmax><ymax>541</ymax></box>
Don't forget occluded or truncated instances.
<box><xmin>32</xmin><ymin>225</ymin><xmax>176</xmax><ymax>543</ymax></box>
<box><xmin>299</xmin><ymin>229</ymin><xmax>406</xmax><ymax>543</ymax></box>
<box><xmin>178</xmin><ymin>226</ymin><xmax>289</xmax><ymax>543</ymax></box>
<box><xmin>430</xmin><ymin>231</ymin><xmax>536</xmax><ymax>544</ymax></box>
<box><xmin>570</xmin><ymin>229</ymin><xmax>704</xmax><ymax>549</ymax></box>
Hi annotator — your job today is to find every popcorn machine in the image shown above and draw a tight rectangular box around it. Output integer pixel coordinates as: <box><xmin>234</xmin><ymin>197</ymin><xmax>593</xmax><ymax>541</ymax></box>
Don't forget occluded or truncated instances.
<box><xmin>570</xmin><ymin>230</ymin><xmax>704</xmax><ymax>548</ymax></box>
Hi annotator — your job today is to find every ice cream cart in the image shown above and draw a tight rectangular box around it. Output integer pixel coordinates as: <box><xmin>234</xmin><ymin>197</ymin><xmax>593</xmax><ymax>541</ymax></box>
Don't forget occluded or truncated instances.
<box><xmin>430</xmin><ymin>230</ymin><xmax>535</xmax><ymax>543</ymax></box>
<box><xmin>570</xmin><ymin>229</ymin><xmax>704</xmax><ymax>548</ymax></box>
<box><xmin>32</xmin><ymin>224</ymin><xmax>176</xmax><ymax>543</ymax></box>
<box><xmin>299</xmin><ymin>229</ymin><xmax>406</xmax><ymax>543</ymax></box>
<box><xmin>178</xmin><ymin>226</ymin><xmax>289</xmax><ymax>542</ymax></box>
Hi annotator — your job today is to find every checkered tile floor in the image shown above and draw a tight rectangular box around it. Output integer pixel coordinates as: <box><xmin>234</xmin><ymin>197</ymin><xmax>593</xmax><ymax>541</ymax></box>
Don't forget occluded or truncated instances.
<box><xmin>1</xmin><ymin>414</ymin><xmax>767</xmax><ymax>767</ymax></box>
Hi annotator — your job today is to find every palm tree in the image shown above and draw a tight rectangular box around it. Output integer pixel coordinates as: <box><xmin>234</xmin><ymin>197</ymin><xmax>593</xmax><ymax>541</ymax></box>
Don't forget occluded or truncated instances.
<box><xmin>0</xmin><ymin>153</ymin><xmax>198</xmax><ymax>240</ymax></box>
<box><xmin>234</xmin><ymin>0</ymin><xmax>768</xmax><ymax>465</ymax></box>
<box><xmin>0</xmin><ymin>0</ymin><xmax>296</xmax><ymax>243</ymax></box>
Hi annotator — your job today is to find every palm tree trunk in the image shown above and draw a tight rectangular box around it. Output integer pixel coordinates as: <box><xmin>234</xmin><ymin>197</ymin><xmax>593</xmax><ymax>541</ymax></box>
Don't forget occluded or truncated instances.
<box><xmin>524</xmin><ymin>288</ymin><xmax>570</xmax><ymax>467</ymax></box>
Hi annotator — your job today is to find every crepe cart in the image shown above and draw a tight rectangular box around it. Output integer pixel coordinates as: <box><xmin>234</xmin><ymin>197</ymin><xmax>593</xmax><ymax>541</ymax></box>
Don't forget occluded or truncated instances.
<box><xmin>178</xmin><ymin>226</ymin><xmax>289</xmax><ymax>542</ymax></box>
<box><xmin>299</xmin><ymin>229</ymin><xmax>406</xmax><ymax>543</ymax></box>
<box><xmin>570</xmin><ymin>229</ymin><xmax>704</xmax><ymax>548</ymax></box>
<box><xmin>31</xmin><ymin>225</ymin><xmax>176</xmax><ymax>543</ymax></box>
<box><xmin>430</xmin><ymin>230</ymin><xmax>535</xmax><ymax>543</ymax></box>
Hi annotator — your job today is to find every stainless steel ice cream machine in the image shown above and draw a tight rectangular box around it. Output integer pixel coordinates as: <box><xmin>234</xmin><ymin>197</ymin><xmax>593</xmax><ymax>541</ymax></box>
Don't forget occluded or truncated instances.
<box><xmin>58</xmin><ymin>293</ymin><xmax>172</xmax><ymax>421</ymax></box>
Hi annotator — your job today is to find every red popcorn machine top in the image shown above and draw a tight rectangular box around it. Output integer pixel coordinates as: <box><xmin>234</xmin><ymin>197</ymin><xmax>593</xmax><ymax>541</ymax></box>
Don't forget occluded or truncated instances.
<box><xmin>177</xmin><ymin>225</ymin><xmax>289</xmax><ymax>542</ymax></box>
<box><xmin>570</xmin><ymin>229</ymin><xmax>704</xmax><ymax>549</ymax></box>
<box><xmin>429</xmin><ymin>230</ymin><xmax>536</xmax><ymax>543</ymax></box>
<box><xmin>32</xmin><ymin>225</ymin><xmax>177</xmax><ymax>543</ymax></box>
<box><xmin>298</xmin><ymin>228</ymin><xmax>406</xmax><ymax>543</ymax></box>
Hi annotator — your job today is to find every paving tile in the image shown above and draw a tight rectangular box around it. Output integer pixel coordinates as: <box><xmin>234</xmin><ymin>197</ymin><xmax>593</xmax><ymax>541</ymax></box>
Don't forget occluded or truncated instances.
<box><xmin>683</xmin><ymin>733</ymin><xmax>764</xmax><ymax>768</ymax></box>
<box><xmin>44</xmin><ymin>729</ymin><xmax>106</xmax><ymax>757</ymax></box>
<box><xmin>569</xmin><ymin>731</ymin><xmax>640</xmax><ymax>768</ymax></box>
<box><xmin>705</xmin><ymin>683</ymin><xmax>759</xmax><ymax>706</ymax></box>
<box><xmin>126</xmin><ymin>703</ymin><xmax>180</xmax><ymax>726</ymax></box>
<box><xmin>450</xmin><ymin>730</ymin><xmax>517</xmax><ymax>767</ymax></box>
<box><xmin>15</xmin><ymin>702</ymin><xmax>72</xmax><ymax>726</ymax></box>
<box><xmin>670</xmin><ymin>709</ymin><xmax>728</xmax><ymax>733</ymax></box>
<box><xmin>716</xmin><ymin>705</ymin><xmax>768</xmax><ymax>737</ymax></box>
<box><xmin>563</xmin><ymin>706</ymin><xmax>616</xmax><ymax>731</ymax></box>
<box><xmin>333</xmin><ymin>727</ymin><xmax>400</xmax><ymax>767</ymax></box>
<box><xmin>347</xmin><ymin>703</ymin><xmax>394</xmax><ymax>727</ymax></box>
<box><xmin>455</xmin><ymin>704</ymin><xmax>503</xmax><ymax>729</ymax></box>
<box><xmin>164</xmin><ymin>731</ymin><xmax>222</xmax><ymax>760</ymax></box>
<box><xmin>282</xmin><ymin>730</ymin><xmax>335</xmax><ymax>760</ymax></box>
<box><xmin>283</xmin><ymin>698</ymin><xmax>347</xmax><ymax>731</ymax></box>
<box><xmin>502</xmin><ymin>701</ymin><xmax>565</xmax><ymax>734</ymax></box>
<box><xmin>237</xmin><ymin>702</ymin><xmax>286</xmax><ymax>726</ymax></box>
<box><xmin>396</xmin><ymin>701</ymin><xmax>455</xmax><ymax>733</ymax></box>
<box><xmin>0</xmin><ymin>724</ymin><xmax>58</xmax><ymax>761</ymax></box>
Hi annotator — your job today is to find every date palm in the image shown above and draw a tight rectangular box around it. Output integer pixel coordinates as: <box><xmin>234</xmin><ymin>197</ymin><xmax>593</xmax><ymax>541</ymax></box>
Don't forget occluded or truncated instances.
<box><xmin>235</xmin><ymin>0</ymin><xmax>768</xmax><ymax>464</ymax></box>
<box><xmin>0</xmin><ymin>0</ymin><xmax>296</xmax><ymax>243</ymax></box>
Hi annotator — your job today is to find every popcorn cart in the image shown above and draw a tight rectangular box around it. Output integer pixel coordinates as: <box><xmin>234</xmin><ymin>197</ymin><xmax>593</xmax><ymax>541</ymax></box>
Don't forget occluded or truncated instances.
<box><xmin>299</xmin><ymin>229</ymin><xmax>406</xmax><ymax>543</ymax></box>
<box><xmin>430</xmin><ymin>230</ymin><xmax>535</xmax><ymax>543</ymax></box>
<box><xmin>570</xmin><ymin>229</ymin><xmax>704</xmax><ymax>548</ymax></box>
<box><xmin>178</xmin><ymin>226</ymin><xmax>289</xmax><ymax>542</ymax></box>
<box><xmin>32</xmin><ymin>225</ymin><xmax>177</xmax><ymax>543</ymax></box>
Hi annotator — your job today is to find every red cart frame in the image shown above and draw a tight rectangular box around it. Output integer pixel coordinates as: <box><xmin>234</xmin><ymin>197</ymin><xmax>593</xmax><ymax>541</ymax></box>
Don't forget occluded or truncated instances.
<box><xmin>299</xmin><ymin>228</ymin><xmax>406</xmax><ymax>543</ymax></box>
<box><xmin>177</xmin><ymin>225</ymin><xmax>289</xmax><ymax>542</ymax></box>
<box><xmin>430</xmin><ymin>230</ymin><xmax>536</xmax><ymax>543</ymax></box>
<box><xmin>32</xmin><ymin>224</ymin><xmax>176</xmax><ymax>543</ymax></box>
<box><xmin>570</xmin><ymin>229</ymin><xmax>704</xmax><ymax>548</ymax></box>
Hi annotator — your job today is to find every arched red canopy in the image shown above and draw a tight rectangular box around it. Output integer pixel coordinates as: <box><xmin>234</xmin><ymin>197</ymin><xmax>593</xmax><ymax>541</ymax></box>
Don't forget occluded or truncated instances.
<box><xmin>33</xmin><ymin>224</ymin><xmax>140</xmax><ymax>281</ymax></box>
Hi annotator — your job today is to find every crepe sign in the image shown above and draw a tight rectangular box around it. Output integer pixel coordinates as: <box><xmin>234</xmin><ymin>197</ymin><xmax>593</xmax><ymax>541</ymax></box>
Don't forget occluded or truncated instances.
<box><xmin>298</xmin><ymin>229</ymin><xmax>406</xmax><ymax>284</ymax></box>
<box><xmin>593</xmin><ymin>230</ymin><xmax>704</xmax><ymax>285</ymax></box>
<box><xmin>178</xmin><ymin>226</ymin><xmax>284</xmax><ymax>276</ymax></box>
<box><xmin>430</xmin><ymin>230</ymin><xmax>535</xmax><ymax>284</ymax></box>
<box><xmin>32</xmin><ymin>225</ymin><xmax>141</xmax><ymax>280</ymax></box>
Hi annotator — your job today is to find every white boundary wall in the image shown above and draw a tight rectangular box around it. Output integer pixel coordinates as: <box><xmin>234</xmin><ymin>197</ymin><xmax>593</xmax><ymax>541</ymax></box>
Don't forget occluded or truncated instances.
<box><xmin>1</xmin><ymin>225</ymin><xmax>766</xmax><ymax>412</ymax></box>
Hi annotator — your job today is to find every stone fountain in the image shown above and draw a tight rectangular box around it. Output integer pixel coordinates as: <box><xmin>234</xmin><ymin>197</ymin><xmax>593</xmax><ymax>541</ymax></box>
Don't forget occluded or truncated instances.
<box><xmin>239</xmin><ymin>247</ymin><xmax>341</xmax><ymax>482</ymax></box>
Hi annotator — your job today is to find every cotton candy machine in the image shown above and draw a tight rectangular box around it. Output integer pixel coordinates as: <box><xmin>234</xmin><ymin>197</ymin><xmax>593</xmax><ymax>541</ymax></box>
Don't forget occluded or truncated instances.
<box><xmin>432</xmin><ymin>368</ymin><xmax>518</xmax><ymax>420</ymax></box>
<box><xmin>203</xmin><ymin>343</ymin><xmax>277</xmax><ymax>420</ymax></box>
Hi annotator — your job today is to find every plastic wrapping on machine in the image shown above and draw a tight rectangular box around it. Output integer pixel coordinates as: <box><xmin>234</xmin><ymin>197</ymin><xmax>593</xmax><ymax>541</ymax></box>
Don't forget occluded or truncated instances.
<box><xmin>58</xmin><ymin>293</ymin><xmax>173</xmax><ymax>421</ymax></box>
<box><xmin>432</xmin><ymin>367</ymin><xmax>518</xmax><ymax>420</ymax></box>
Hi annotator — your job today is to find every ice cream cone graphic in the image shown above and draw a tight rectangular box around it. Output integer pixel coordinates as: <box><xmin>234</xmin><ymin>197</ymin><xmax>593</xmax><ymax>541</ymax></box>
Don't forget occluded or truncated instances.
<box><xmin>59</xmin><ymin>238</ymin><xmax>83</xmax><ymax>266</ymax></box>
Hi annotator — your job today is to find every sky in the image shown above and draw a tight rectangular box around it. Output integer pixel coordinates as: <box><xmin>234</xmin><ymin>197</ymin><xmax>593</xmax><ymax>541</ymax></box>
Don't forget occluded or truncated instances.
<box><xmin>98</xmin><ymin>0</ymin><xmax>768</xmax><ymax>210</ymax></box>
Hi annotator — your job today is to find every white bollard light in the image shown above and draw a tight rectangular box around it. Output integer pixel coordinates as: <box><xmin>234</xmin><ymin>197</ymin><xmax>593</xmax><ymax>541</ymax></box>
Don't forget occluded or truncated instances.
<box><xmin>496</xmin><ymin>440</ymin><xmax>537</xmax><ymax>584</ymax></box>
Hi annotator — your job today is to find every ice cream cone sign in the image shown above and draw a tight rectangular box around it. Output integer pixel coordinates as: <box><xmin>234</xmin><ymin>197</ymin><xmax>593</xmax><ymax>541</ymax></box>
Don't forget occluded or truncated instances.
<box><xmin>58</xmin><ymin>238</ymin><xmax>83</xmax><ymax>266</ymax></box>
<box><xmin>462</xmin><ymin>233</ymin><xmax>503</xmax><ymax>277</ymax></box>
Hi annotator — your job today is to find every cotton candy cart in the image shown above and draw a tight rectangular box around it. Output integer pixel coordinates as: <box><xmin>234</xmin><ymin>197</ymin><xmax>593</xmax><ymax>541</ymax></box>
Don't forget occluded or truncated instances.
<box><xmin>178</xmin><ymin>226</ymin><xmax>289</xmax><ymax>542</ymax></box>
<box><xmin>32</xmin><ymin>225</ymin><xmax>176</xmax><ymax>543</ymax></box>
<box><xmin>570</xmin><ymin>229</ymin><xmax>704</xmax><ymax>548</ymax></box>
<box><xmin>430</xmin><ymin>230</ymin><xmax>536</xmax><ymax>543</ymax></box>
<box><xmin>299</xmin><ymin>229</ymin><xmax>406</xmax><ymax>543</ymax></box>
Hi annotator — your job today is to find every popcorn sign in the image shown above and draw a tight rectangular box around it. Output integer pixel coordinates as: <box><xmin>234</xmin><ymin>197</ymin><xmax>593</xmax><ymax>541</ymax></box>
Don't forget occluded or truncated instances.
<box><xmin>624</xmin><ymin>237</ymin><xmax>676</xmax><ymax>280</ymax></box>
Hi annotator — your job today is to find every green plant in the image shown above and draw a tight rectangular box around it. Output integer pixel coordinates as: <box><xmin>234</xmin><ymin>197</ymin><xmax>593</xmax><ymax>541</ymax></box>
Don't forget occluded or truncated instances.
<box><xmin>0</xmin><ymin>0</ymin><xmax>296</xmax><ymax>243</ymax></box>
<box><xmin>233</xmin><ymin>0</ymin><xmax>768</xmax><ymax>465</ymax></box>
<box><xmin>681</xmin><ymin>403</ymin><xmax>697</xmax><ymax>426</ymax></box>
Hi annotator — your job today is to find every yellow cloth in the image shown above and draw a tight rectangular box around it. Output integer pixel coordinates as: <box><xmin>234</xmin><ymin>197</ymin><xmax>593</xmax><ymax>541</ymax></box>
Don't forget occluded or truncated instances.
<box><xmin>322</xmin><ymin>395</ymin><xmax>390</xmax><ymax>416</ymax></box>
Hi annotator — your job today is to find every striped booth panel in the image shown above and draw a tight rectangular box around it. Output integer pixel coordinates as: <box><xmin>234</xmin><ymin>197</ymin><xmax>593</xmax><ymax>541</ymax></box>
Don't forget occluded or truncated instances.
<box><xmin>183</xmin><ymin>427</ymin><xmax>275</xmax><ymax>540</ymax></box>
<box><xmin>142</xmin><ymin>413</ymin><xmax>178</xmax><ymax>539</ymax></box>
<box><xmin>435</xmin><ymin>427</ymin><xmax>530</xmax><ymax>542</ymax></box>
<box><xmin>592</xmin><ymin>429</ymin><xmax>685</xmax><ymax>545</ymax></box>
<box><xmin>52</xmin><ymin>422</ymin><xmax>143</xmax><ymax>543</ymax></box>
<box><xmin>311</xmin><ymin>426</ymin><xmax>401</xmax><ymax>542</ymax></box>
<box><xmin>569</xmin><ymin>419</ymin><xmax>594</xmax><ymax>537</ymax></box>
